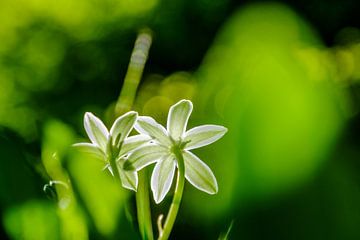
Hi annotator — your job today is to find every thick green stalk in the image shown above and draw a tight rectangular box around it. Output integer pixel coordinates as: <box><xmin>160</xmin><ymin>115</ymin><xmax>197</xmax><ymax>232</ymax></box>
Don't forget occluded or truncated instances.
<box><xmin>137</xmin><ymin>169</ymin><xmax>154</xmax><ymax>240</ymax></box>
<box><xmin>115</xmin><ymin>29</ymin><xmax>154</xmax><ymax>240</ymax></box>
<box><xmin>115</xmin><ymin>29</ymin><xmax>152</xmax><ymax>115</ymax></box>
<box><xmin>158</xmin><ymin>149</ymin><xmax>185</xmax><ymax>240</ymax></box>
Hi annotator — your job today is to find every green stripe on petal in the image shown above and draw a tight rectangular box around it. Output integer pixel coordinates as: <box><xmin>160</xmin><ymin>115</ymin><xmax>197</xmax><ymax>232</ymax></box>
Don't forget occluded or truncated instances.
<box><xmin>183</xmin><ymin>151</ymin><xmax>218</xmax><ymax>194</ymax></box>
<box><xmin>135</xmin><ymin>116</ymin><xmax>172</xmax><ymax>146</ymax></box>
<box><xmin>120</xmin><ymin>134</ymin><xmax>151</xmax><ymax>156</ymax></box>
<box><xmin>119</xmin><ymin>168</ymin><xmax>138</xmax><ymax>191</ymax></box>
<box><xmin>167</xmin><ymin>99</ymin><xmax>193</xmax><ymax>140</ymax></box>
<box><xmin>84</xmin><ymin>112</ymin><xmax>109</xmax><ymax>151</ymax></box>
<box><xmin>123</xmin><ymin>144</ymin><xmax>168</xmax><ymax>171</ymax></box>
<box><xmin>184</xmin><ymin>125</ymin><xmax>227</xmax><ymax>150</ymax></box>
<box><xmin>110</xmin><ymin>111</ymin><xmax>138</xmax><ymax>146</ymax></box>
<box><xmin>151</xmin><ymin>155</ymin><xmax>176</xmax><ymax>204</ymax></box>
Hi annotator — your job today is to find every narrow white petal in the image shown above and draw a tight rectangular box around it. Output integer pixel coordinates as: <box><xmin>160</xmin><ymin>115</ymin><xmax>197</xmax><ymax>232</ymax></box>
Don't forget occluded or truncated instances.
<box><xmin>135</xmin><ymin>116</ymin><xmax>171</xmax><ymax>146</ymax></box>
<box><xmin>167</xmin><ymin>99</ymin><xmax>193</xmax><ymax>140</ymax></box>
<box><xmin>184</xmin><ymin>125</ymin><xmax>227</xmax><ymax>150</ymax></box>
<box><xmin>120</xmin><ymin>135</ymin><xmax>151</xmax><ymax>156</ymax></box>
<box><xmin>110</xmin><ymin>111</ymin><xmax>138</xmax><ymax>146</ymax></box>
<box><xmin>119</xmin><ymin>169</ymin><xmax>138</xmax><ymax>191</ymax></box>
<box><xmin>123</xmin><ymin>144</ymin><xmax>168</xmax><ymax>171</ymax></box>
<box><xmin>151</xmin><ymin>155</ymin><xmax>176</xmax><ymax>204</ymax></box>
<box><xmin>102</xmin><ymin>163</ymin><xmax>111</xmax><ymax>172</ymax></box>
<box><xmin>72</xmin><ymin>143</ymin><xmax>105</xmax><ymax>160</ymax></box>
<box><xmin>107</xmin><ymin>165</ymin><xmax>114</xmax><ymax>176</ymax></box>
<box><xmin>183</xmin><ymin>151</ymin><xmax>218</xmax><ymax>194</ymax></box>
<box><xmin>84</xmin><ymin>112</ymin><xmax>109</xmax><ymax>151</ymax></box>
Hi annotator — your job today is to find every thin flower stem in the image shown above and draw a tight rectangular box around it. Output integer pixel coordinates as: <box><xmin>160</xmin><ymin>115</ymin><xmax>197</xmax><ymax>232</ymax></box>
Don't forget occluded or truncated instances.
<box><xmin>114</xmin><ymin>29</ymin><xmax>154</xmax><ymax>240</ymax></box>
<box><xmin>158</xmin><ymin>149</ymin><xmax>185</xmax><ymax>240</ymax></box>
<box><xmin>137</xmin><ymin>169</ymin><xmax>154</xmax><ymax>240</ymax></box>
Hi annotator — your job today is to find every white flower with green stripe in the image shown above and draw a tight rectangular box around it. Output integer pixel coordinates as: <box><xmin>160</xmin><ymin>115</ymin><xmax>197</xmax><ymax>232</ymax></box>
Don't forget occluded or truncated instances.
<box><xmin>124</xmin><ymin>99</ymin><xmax>227</xmax><ymax>203</ymax></box>
<box><xmin>73</xmin><ymin>111</ymin><xmax>150</xmax><ymax>191</ymax></box>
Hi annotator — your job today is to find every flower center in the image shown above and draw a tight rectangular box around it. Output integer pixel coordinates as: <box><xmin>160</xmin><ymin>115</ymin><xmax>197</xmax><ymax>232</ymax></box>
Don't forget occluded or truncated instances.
<box><xmin>169</xmin><ymin>137</ymin><xmax>190</xmax><ymax>153</ymax></box>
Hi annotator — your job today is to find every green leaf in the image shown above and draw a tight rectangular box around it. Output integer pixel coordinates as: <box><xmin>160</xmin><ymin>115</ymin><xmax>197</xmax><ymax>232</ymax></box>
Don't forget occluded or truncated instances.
<box><xmin>218</xmin><ymin>221</ymin><xmax>234</xmax><ymax>240</ymax></box>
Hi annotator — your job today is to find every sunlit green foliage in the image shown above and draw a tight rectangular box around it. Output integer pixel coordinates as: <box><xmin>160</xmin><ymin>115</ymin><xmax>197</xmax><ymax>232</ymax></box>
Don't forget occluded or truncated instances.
<box><xmin>0</xmin><ymin>0</ymin><xmax>158</xmax><ymax>138</ymax></box>
<box><xmin>1</xmin><ymin>0</ymin><xmax>360</xmax><ymax>239</ymax></box>
<box><xmin>187</xmin><ymin>3</ymin><xmax>347</xmax><ymax>219</ymax></box>
<box><xmin>3</xmin><ymin>201</ymin><xmax>60</xmax><ymax>240</ymax></box>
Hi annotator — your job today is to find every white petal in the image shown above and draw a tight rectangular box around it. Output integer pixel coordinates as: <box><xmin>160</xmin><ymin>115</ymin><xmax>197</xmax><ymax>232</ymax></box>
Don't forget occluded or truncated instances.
<box><xmin>151</xmin><ymin>155</ymin><xmax>176</xmax><ymax>204</ymax></box>
<box><xmin>84</xmin><ymin>112</ymin><xmax>109</xmax><ymax>151</ymax></box>
<box><xmin>184</xmin><ymin>125</ymin><xmax>227</xmax><ymax>150</ymax></box>
<box><xmin>110</xmin><ymin>111</ymin><xmax>138</xmax><ymax>146</ymax></box>
<box><xmin>123</xmin><ymin>144</ymin><xmax>168</xmax><ymax>171</ymax></box>
<box><xmin>72</xmin><ymin>143</ymin><xmax>105</xmax><ymax>160</ymax></box>
<box><xmin>119</xmin><ymin>169</ymin><xmax>138</xmax><ymax>191</ymax></box>
<box><xmin>167</xmin><ymin>99</ymin><xmax>193</xmax><ymax>140</ymax></box>
<box><xmin>120</xmin><ymin>135</ymin><xmax>151</xmax><ymax>156</ymax></box>
<box><xmin>102</xmin><ymin>163</ymin><xmax>111</xmax><ymax>172</ymax></box>
<box><xmin>107</xmin><ymin>165</ymin><xmax>114</xmax><ymax>176</ymax></box>
<box><xmin>134</xmin><ymin>116</ymin><xmax>171</xmax><ymax>146</ymax></box>
<box><xmin>183</xmin><ymin>151</ymin><xmax>218</xmax><ymax>194</ymax></box>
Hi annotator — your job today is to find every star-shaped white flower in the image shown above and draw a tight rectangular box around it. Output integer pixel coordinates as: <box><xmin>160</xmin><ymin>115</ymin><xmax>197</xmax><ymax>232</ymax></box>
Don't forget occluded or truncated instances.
<box><xmin>73</xmin><ymin>111</ymin><xmax>150</xmax><ymax>191</ymax></box>
<box><xmin>124</xmin><ymin>99</ymin><xmax>227</xmax><ymax>203</ymax></box>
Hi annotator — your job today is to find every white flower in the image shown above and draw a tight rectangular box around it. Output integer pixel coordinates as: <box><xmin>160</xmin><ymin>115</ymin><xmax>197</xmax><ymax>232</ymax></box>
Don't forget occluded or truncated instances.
<box><xmin>124</xmin><ymin>99</ymin><xmax>227</xmax><ymax>203</ymax></box>
<box><xmin>73</xmin><ymin>111</ymin><xmax>150</xmax><ymax>191</ymax></box>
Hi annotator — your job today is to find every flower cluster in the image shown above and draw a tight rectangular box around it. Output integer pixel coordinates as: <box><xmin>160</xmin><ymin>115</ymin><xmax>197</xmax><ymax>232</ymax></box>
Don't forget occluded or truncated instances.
<box><xmin>74</xmin><ymin>99</ymin><xmax>227</xmax><ymax>203</ymax></box>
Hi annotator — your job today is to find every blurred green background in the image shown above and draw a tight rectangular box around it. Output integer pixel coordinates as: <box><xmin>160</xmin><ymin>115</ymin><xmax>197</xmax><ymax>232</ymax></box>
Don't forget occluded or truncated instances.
<box><xmin>1</xmin><ymin>0</ymin><xmax>360</xmax><ymax>239</ymax></box>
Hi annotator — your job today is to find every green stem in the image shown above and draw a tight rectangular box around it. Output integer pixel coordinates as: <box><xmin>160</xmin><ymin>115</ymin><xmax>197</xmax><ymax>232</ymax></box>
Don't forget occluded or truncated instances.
<box><xmin>114</xmin><ymin>29</ymin><xmax>154</xmax><ymax>240</ymax></box>
<box><xmin>136</xmin><ymin>169</ymin><xmax>154</xmax><ymax>240</ymax></box>
<box><xmin>115</xmin><ymin>29</ymin><xmax>152</xmax><ymax>116</ymax></box>
<box><xmin>158</xmin><ymin>149</ymin><xmax>185</xmax><ymax>240</ymax></box>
